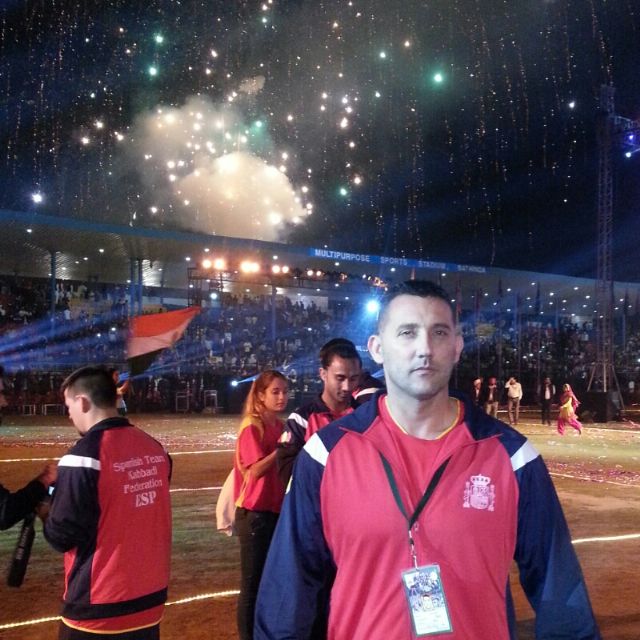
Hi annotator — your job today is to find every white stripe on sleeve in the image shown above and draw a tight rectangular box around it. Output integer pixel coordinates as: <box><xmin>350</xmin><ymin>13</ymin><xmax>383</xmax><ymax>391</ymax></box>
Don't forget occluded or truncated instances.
<box><xmin>289</xmin><ymin>412</ymin><xmax>309</xmax><ymax>431</ymax></box>
<box><xmin>510</xmin><ymin>440</ymin><xmax>539</xmax><ymax>472</ymax></box>
<box><xmin>304</xmin><ymin>433</ymin><xmax>329</xmax><ymax>467</ymax></box>
<box><xmin>59</xmin><ymin>454</ymin><xmax>101</xmax><ymax>471</ymax></box>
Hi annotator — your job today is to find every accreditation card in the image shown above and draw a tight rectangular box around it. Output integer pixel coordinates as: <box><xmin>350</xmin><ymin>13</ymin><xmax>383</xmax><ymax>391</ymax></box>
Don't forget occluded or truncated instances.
<box><xmin>401</xmin><ymin>564</ymin><xmax>453</xmax><ymax>636</ymax></box>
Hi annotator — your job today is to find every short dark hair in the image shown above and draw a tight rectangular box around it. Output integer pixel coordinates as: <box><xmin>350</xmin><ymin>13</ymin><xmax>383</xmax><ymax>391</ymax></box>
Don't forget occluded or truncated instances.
<box><xmin>377</xmin><ymin>280</ymin><xmax>455</xmax><ymax>330</ymax></box>
<box><xmin>319</xmin><ymin>338</ymin><xmax>362</xmax><ymax>369</ymax></box>
<box><xmin>61</xmin><ymin>365</ymin><xmax>118</xmax><ymax>409</ymax></box>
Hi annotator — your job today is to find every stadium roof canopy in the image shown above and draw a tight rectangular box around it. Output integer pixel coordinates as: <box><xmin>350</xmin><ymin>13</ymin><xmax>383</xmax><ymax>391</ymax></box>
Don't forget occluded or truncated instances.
<box><xmin>1</xmin><ymin>209</ymin><xmax>638</xmax><ymax>320</ymax></box>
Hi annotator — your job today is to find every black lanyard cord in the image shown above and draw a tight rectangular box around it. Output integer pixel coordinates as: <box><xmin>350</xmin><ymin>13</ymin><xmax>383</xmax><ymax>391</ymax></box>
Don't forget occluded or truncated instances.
<box><xmin>379</xmin><ymin>453</ymin><xmax>452</xmax><ymax>531</ymax></box>
<box><xmin>380</xmin><ymin>453</ymin><xmax>451</xmax><ymax>568</ymax></box>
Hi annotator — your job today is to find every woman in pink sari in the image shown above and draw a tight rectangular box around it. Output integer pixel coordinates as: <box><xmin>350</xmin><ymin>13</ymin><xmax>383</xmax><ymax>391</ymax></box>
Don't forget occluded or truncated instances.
<box><xmin>557</xmin><ymin>383</ymin><xmax>582</xmax><ymax>435</ymax></box>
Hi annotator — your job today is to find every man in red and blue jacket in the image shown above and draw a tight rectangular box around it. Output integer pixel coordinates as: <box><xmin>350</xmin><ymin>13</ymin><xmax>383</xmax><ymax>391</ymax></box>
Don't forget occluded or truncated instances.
<box><xmin>256</xmin><ymin>280</ymin><xmax>600</xmax><ymax>639</ymax></box>
<box><xmin>45</xmin><ymin>366</ymin><xmax>172</xmax><ymax>640</ymax></box>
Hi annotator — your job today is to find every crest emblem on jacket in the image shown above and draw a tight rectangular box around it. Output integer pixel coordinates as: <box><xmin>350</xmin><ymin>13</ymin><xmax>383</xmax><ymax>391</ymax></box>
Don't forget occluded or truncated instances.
<box><xmin>463</xmin><ymin>474</ymin><xmax>495</xmax><ymax>511</ymax></box>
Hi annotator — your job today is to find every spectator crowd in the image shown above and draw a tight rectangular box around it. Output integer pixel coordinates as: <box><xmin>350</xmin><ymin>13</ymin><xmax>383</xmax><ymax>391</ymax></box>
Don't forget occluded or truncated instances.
<box><xmin>1</xmin><ymin>274</ymin><xmax>639</xmax><ymax>413</ymax></box>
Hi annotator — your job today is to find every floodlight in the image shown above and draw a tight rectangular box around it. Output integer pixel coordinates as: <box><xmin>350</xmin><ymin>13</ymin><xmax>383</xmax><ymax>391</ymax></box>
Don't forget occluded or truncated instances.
<box><xmin>366</xmin><ymin>299</ymin><xmax>381</xmax><ymax>314</ymax></box>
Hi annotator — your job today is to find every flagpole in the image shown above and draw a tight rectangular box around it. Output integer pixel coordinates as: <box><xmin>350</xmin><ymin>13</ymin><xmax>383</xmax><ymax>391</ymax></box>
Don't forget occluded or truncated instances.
<box><xmin>534</xmin><ymin>283</ymin><xmax>541</xmax><ymax>389</ymax></box>
<box><xmin>137</xmin><ymin>258</ymin><xmax>143</xmax><ymax>315</ymax></box>
<box><xmin>516</xmin><ymin>293</ymin><xmax>522</xmax><ymax>381</ymax></box>
<box><xmin>536</xmin><ymin>324</ymin><xmax>541</xmax><ymax>395</ymax></box>
<box><xmin>475</xmin><ymin>288</ymin><xmax>481</xmax><ymax>379</ymax></box>
<box><xmin>454</xmin><ymin>277</ymin><xmax>461</xmax><ymax>388</ymax></box>
<box><xmin>129</xmin><ymin>258</ymin><xmax>135</xmax><ymax>318</ymax></box>
<box><xmin>497</xmin><ymin>280</ymin><xmax>503</xmax><ymax>386</ymax></box>
<box><xmin>622</xmin><ymin>289</ymin><xmax>629</xmax><ymax>349</ymax></box>
<box><xmin>271</xmin><ymin>282</ymin><xmax>277</xmax><ymax>352</ymax></box>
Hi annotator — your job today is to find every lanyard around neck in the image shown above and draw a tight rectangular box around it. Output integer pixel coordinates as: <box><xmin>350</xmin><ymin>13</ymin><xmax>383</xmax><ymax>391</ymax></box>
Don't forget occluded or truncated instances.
<box><xmin>379</xmin><ymin>453</ymin><xmax>451</xmax><ymax>567</ymax></box>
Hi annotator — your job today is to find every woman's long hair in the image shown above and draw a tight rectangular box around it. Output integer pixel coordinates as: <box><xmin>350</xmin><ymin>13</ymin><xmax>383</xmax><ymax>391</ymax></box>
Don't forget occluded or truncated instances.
<box><xmin>241</xmin><ymin>370</ymin><xmax>288</xmax><ymax>426</ymax></box>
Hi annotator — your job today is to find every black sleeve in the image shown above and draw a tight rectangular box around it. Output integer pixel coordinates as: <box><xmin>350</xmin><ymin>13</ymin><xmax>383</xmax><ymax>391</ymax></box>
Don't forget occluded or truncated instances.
<box><xmin>44</xmin><ymin>464</ymin><xmax>99</xmax><ymax>553</ymax></box>
<box><xmin>0</xmin><ymin>480</ymin><xmax>47</xmax><ymax>531</ymax></box>
<box><xmin>276</xmin><ymin>439</ymin><xmax>303</xmax><ymax>487</ymax></box>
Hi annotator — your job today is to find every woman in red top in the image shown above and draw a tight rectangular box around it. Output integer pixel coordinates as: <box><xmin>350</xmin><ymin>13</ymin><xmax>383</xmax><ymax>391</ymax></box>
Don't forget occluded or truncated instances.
<box><xmin>233</xmin><ymin>370</ymin><xmax>288</xmax><ymax>640</ymax></box>
<box><xmin>557</xmin><ymin>383</ymin><xmax>582</xmax><ymax>435</ymax></box>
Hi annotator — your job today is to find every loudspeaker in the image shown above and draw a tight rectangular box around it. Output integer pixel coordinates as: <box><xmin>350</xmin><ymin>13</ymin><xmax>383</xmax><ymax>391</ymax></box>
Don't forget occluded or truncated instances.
<box><xmin>580</xmin><ymin>391</ymin><xmax>621</xmax><ymax>422</ymax></box>
<box><xmin>227</xmin><ymin>380</ymin><xmax>251</xmax><ymax>414</ymax></box>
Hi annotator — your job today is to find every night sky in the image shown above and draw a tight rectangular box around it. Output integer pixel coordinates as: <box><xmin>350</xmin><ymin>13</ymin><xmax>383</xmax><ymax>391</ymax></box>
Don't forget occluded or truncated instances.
<box><xmin>1</xmin><ymin>1</ymin><xmax>640</xmax><ymax>280</ymax></box>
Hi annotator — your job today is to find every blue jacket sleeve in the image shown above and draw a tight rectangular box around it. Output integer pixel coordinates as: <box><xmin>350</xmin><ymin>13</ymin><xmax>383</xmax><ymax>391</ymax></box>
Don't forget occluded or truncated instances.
<box><xmin>514</xmin><ymin>456</ymin><xmax>601</xmax><ymax>639</ymax></box>
<box><xmin>255</xmin><ymin>442</ymin><xmax>334</xmax><ymax>639</ymax></box>
<box><xmin>44</xmin><ymin>459</ymin><xmax>100</xmax><ymax>553</ymax></box>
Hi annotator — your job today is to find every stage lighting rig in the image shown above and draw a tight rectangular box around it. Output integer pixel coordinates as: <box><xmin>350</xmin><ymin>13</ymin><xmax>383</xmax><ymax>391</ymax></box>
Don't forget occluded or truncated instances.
<box><xmin>587</xmin><ymin>85</ymin><xmax>640</xmax><ymax>416</ymax></box>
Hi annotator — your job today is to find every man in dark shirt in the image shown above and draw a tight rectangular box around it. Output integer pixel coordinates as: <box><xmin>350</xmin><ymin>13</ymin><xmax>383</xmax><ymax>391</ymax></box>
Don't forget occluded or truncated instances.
<box><xmin>0</xmin><ymin>464</ymin><xmax>56</xmax><ymax>530</ymax></box>
<box><xmin>276</xmin><ymin>338</ymin><xmax>362</xmax><ymax>486</ymax></box>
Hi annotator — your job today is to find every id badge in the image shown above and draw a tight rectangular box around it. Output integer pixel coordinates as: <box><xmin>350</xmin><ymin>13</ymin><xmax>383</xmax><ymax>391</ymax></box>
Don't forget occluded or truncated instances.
<box><xmin>401</xmin><ymin>564</ymin><xmax>453</xmax><ymax>636</ymax></box>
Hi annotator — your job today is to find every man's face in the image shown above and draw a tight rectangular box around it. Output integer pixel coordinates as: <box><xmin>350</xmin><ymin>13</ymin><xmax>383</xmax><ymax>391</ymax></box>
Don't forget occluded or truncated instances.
<box><xmin>320</xmin><ymin>356</ymin><xmax>362</xmax><ymax>411</ymax></box>
<box><xmin>368</xmin><ymin>294</ymin><xmax>463</xmax><ymax>404</ymax></box>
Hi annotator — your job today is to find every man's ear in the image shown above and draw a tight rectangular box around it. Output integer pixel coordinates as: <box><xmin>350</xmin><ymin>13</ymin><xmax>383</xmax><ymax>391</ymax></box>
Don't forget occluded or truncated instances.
<box><xmin>454</xmin><ymin>333</ymin><xmax>464</xmax><ymax>364</ymax></box>
<box><xmin>368</xmin><ymin>334</ymin><xmax>383</xmax><ymax>365</ymax></box>
<box><xmin>80</xmin><ymin>395</ymin><xmax>92</xmax><ymax>414</ymax></box>
<box><xmin>319</xmin><ymin>367</ymin><xmax>327</xmax><ymax>384</ymax></box>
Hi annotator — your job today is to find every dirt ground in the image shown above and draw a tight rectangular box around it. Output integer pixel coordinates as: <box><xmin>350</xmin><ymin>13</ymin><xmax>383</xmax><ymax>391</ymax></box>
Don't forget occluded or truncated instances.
<box><xmin>0</xmin><ymin>409</ymin><xmax>638</xmax><ymax>639</ymax></box>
